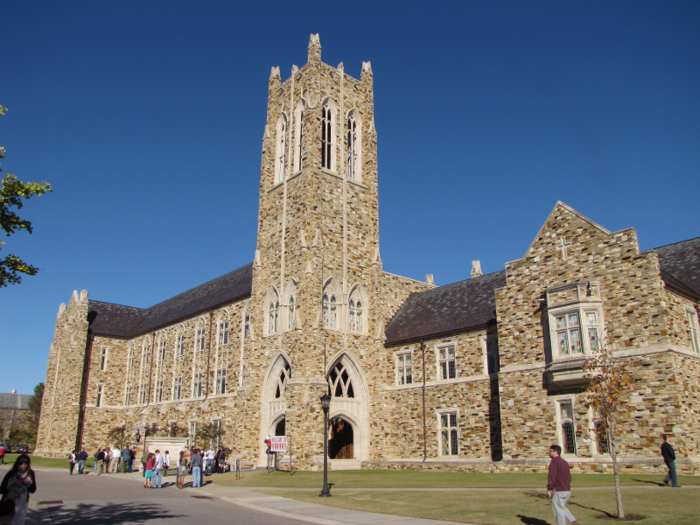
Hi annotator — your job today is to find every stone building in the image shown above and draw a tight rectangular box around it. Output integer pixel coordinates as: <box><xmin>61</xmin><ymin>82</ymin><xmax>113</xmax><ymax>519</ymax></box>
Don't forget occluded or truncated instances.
<box><xmin>36</xmin><ymin>35</ymin><xmax>700</xmax><ymax>473</ymax></box>
<box><xmin>1</xmin><ymin>391</ymin><xmax>32</xmax><ymax>441</ymax></box>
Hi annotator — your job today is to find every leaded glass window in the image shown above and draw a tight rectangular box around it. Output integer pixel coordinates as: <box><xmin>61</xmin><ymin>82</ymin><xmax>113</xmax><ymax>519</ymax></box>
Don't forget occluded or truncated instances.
<box><xmin>440</xmin><ymin>413</ymin><xmax>459</xmax><ymax>456</ymax></box>
<box><xmin>438</xmin><ymin>345</ymin><xmax>456</xmax><ymax>380</ymax></box>
<box><xmin>397</xmin><ymin>353</ymin><xmax>412</xmax><ymax>385</ymax></box>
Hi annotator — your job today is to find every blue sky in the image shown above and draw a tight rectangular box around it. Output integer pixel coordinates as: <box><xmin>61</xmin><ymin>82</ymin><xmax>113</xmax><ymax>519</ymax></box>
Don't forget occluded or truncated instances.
<box><xmin>2</xmin><ymin>1</ymin><xmax>699</xmax><ymax>395</ymax></box>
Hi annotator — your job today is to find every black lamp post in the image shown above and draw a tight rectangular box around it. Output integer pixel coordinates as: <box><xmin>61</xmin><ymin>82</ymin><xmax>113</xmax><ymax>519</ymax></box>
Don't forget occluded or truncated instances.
<box><xmin>319</xmin><ymin>393</ymin><xmax>332</xmax><ymax>497</ymax></box>
<box><xmin>135</xmin><ymin>430</ymin><xmax>141</xmax><ymax>443</ymax></box>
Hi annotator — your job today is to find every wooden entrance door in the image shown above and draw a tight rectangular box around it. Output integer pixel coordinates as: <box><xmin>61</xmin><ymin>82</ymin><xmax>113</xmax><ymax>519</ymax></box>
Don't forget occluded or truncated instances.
<box><xmin>329</xmin><ymin>418</ymin><xmax>354</xmax><ymax>459</ymax></box>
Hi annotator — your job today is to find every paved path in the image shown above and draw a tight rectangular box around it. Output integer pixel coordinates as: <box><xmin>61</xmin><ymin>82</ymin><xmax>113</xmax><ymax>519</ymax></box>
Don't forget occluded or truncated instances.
<box><xmin>1</xmin><ymin>467</ymin><xmax>471</xmax><ymax>525</ymax></box>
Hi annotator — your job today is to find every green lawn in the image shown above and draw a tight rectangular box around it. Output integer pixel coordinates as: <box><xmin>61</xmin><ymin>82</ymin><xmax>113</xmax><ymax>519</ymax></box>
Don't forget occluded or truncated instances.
<box><xmin>264</xmin><ymin>488</ymin><xmax>697</xmax><ymax>525</ymax></box>
<box><xmin>1</xmin><ymin>453</ymin><xmax>70</xmax><ymax>470</ymax></box>
<box><xmin>213</xmin><ymin>468</ymin><xmax>699</xmax><ymax>489</ymax></box>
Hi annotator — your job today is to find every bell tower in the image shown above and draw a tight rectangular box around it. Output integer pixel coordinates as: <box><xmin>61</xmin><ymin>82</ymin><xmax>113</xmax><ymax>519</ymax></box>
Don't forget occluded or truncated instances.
<box><xmin>247</xmin><ymin>34</ymin><xmax>380</xmax><ymax>466</ymax></box>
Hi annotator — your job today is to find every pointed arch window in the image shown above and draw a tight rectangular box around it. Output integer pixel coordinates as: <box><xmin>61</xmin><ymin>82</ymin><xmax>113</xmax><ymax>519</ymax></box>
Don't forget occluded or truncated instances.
<box><xmin>274</xmin><ymin>113</ymin><xmax>288</xmax><ymax>184</ymax></box>
<box><xmin>348</xmin><ymin>285</ymin><xmax>367</xmax><ymax>333</ymax></box>
<box><xmin>346</xmin><ymin>111</ymin><xmax>362</xmax><ymax>181</ymax></box>
<box><xmin>321</xmin><ymin>101</ymin><xmax>335</xmax><ymax>171</ymax></box>
<box><xmin>275</xmin><ymin>362</ymin><xmax>291</xmax><ymax>399</ymax></box>
<box><xmin>269</xmin><ymin>300</ymin><xmax>279</xmax><ymax>334</ymax></box>
<box><xmin>288</xmin><ymin>296</ymin><xmax>295</xmax><ymax>330</ymax></box>
<box><xmin>323</xmin><ymin>294</ymin><xmax>337</xmax><ymax>328</ymax></box>
<box><xmin>328</xmin><ymin>362</ymin><xmax>354</xmax><ymax>398</ymax></box>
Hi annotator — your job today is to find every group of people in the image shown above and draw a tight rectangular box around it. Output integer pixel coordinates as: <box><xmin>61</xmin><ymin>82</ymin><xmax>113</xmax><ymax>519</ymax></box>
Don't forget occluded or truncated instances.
<box><xmin>150</xmin><ymin>446</ymin><xmax>228</xmax><ymax>490</ymax></box>
<box><xmin>142</xmin><ymin>449</ymin><xmax>170</xmax><ymax>488</ymax></box>
<box><xmin>67</xmin><ymin>445</ymin><xmax>138</xmax><ymax>475</ymax></box>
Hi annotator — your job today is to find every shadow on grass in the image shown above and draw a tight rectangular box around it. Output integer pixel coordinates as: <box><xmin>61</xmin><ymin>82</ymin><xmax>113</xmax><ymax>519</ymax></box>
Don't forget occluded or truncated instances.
<box><xmin>632</xmin><ymin>478</ymin><xmax>665</xmax><ymax>487</ymax></box>
<box><xmin>42</xmin><ymin>502</ymin><xmax>186</xmax><ymax>524</ymax></box>
<box><xmin>516</xmin><ymin>514</ymin><xmax>552</xmax><ymax>525</ymax></box>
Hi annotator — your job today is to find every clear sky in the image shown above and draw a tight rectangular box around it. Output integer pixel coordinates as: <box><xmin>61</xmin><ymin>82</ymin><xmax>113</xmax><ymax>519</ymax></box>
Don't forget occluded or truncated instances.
<box><xmin>2</xmin><ymin>1</ymin><xmax>699</xmax><ymax>395</ymax></box>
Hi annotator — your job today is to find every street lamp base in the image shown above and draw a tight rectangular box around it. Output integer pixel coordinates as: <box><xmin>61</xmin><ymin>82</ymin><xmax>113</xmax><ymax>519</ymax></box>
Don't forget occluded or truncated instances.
<box><xmin>319</xmin><ymin>487</ymin><xmax>332</xmax><ymax>497</ymax></box>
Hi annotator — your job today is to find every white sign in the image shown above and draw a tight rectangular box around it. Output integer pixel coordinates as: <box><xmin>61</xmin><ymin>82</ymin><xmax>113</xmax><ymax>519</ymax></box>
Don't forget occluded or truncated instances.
<box><xmin>270</xmin><ymin>436</ymin><xmax>287</xmax><ymax>453</ymax></box>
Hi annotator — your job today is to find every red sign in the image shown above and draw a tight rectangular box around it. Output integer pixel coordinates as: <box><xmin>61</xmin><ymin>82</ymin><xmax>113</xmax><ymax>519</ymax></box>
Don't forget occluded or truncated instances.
<box><xmin>270</xmin><ymin>436</ymin><xmax>287</xmax><ymax>453</ymax></box>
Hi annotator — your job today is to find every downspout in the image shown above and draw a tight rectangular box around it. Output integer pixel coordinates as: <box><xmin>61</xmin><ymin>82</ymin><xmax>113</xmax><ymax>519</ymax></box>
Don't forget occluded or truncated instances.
<box><xmin>421</xmin><ymin>340</ymin><xmax>426</xmax><ymax>462</ymax></box>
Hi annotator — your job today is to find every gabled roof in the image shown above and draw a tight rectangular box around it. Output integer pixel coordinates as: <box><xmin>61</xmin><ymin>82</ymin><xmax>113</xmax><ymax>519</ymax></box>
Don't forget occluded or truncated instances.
<box><xmin>655</xmin><ymin>237</ymin><xmax>700</xmax><ymax>300</ymax></box>
<box><xmin>384</xmin><ymin>270</ymin><xmax>506</xmax><ymax>346</ymax></box>
<box><xmin>0</xmin><ymin>393</ymin><xmax>31</xmax><ymax>410</ymax></box>
<box><xmin>88</xmin><ymin>263</ymin><xmax>253</xmax><ymax>338</ymax></box>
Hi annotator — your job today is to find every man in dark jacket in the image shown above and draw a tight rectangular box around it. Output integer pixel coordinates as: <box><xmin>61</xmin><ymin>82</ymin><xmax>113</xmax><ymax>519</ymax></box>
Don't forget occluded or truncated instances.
<box><xmin>661</xmin><ymin>434</ymin><xmax>680</xmax><ymax>487</ymax></box>
<box><xmin>77</xmin><ymin>449</ymin><xmax>88</xmax><ymax>474</ymax></box>
<box><xmin>547</xmin><ymin>445</ymin><xmax>578</xmax><ymax>525</ymax></box>
<box><xmin>122</xmin><ymin>446</ymin><xmax>132</xmax><ymax>473</ymax></box>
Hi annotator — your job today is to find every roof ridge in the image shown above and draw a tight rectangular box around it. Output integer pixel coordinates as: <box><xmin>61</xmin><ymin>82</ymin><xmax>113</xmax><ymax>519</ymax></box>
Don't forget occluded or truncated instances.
<box><xmin>652</xmin><ymin>236</ymin><xmax>700</xmax><ymax>252</ymax></box>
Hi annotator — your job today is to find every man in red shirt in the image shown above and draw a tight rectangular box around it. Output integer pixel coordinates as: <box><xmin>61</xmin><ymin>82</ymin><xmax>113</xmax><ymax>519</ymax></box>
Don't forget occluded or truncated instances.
<box><xmin>547</xmin><ymin>445</ymin><xmax>578</xmax><ymax>525</ymax></box>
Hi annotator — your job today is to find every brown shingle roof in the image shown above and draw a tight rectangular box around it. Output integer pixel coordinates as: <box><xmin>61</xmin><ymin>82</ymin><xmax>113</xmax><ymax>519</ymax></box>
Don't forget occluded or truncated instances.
<box><xmin>88</xmin><ymin>263</ymin><xmax>253</xmax><ymax>338</ymax></box>
<box><xmin>655</xmin><ymin>237</ymin><xmax>700</xmax><ymax>300</ymax></box>
<box><xmin>384</xmin><ymin>270</ymin><xmax>506</xmax><ymax>346</ymax></box>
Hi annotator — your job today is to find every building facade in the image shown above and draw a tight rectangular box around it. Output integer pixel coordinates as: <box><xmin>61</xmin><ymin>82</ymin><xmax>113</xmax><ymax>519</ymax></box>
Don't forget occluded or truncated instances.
<box><xmin>36</xmin><ymin>35</ymin><xmax>700</xmax><ymax>473</ymax></box>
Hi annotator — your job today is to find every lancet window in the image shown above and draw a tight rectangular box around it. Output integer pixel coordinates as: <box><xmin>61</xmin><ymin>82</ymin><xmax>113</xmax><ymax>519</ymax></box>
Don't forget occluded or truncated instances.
<box><xmin>293</xmin><ymin>101</ymin><xmax>304</xmax><ymax>172</ymax></box>
<box><xmin>321</xmin><ymin>101</ymin><xmax>335</xmax><ymax>171</ymax></box>
<box><xmin>275</xmin><ymin>113</ymin><xmax>288</xmax><ymax>184</ymax></box>
<box><xmin>346</xmin><ymin>111</ymin><xmax>361</xmax><ymax>181</ymax></box>
<box><xmin>275</xmin><ymin>362</ymin><xmax>291</xmax><ymax>399</ymax></box>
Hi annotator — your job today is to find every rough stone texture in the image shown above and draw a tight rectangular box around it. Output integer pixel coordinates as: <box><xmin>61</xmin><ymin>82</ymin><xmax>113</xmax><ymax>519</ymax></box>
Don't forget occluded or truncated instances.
<box><xmin>35</xmin><ymin>38</ymin><xmax>699</xmax><ymax>475</ymax></box>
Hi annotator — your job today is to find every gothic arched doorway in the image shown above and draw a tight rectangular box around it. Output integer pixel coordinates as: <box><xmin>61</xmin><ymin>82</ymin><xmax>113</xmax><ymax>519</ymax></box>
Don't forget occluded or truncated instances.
<box><xmin>275</xmin><ymin>418</ymin><xmax>285</xmax><ymax>436</ymax></box>
<box><xmin>329</xmin><ymin>417</ymin><xmax>354</xmax><ymax>459</ymax></box>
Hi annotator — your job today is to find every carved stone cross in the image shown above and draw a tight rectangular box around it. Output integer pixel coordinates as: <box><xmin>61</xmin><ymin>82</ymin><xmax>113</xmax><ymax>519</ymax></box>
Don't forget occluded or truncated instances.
<box><xmin>559</xmin><ymin>237</ymin><xmax>572</xmax><ymax>261</ymax></box>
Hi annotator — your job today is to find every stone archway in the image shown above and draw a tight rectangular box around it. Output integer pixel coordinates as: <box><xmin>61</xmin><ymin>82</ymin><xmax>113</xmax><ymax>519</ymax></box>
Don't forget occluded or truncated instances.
<box><xmin>325</xmin><ymin>353</ymin><xmax>369</xmax><ymax>462</ymax></box>
<box><xmin>274</xmin><ymin>417</ymin><xmax>286</xmax><ymax>437</ymax></box>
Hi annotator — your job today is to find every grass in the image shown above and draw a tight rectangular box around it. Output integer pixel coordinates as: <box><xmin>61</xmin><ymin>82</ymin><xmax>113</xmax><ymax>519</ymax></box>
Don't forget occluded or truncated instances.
<box><xmin>263</xmin><ymin>488</ymin><xmax>698</xmax><ymax>525</ymax></box>
<box><xmin>1</xmin><ymin>453</ymin><xmax>70</xmax><ymax>470</ymax></box>
<box><xmin>212</xmin><ymin>469</ymin><xmax>700</xmax><ymax>489</ymax></box>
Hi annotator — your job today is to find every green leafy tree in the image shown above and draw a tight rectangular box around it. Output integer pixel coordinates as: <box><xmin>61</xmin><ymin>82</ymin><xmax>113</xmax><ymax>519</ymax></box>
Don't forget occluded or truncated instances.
<box><xmin>1</xmin><ymin>104</ymin><xmax>52</xmax><ymax>287</ymax></box>
<box><xmin>196</xmin><ymin>423</ymin><xmax>225</xmax><ymax>449</ymax></box>
<box><xmin>27</xmin><ymin>382</ymin><xmax>44</xmax><ymax>431</ymax></box>
<box><xmin>583</xmin><ymin>340</ymin><xmax>635</xmax><ymax>520</ymax></box>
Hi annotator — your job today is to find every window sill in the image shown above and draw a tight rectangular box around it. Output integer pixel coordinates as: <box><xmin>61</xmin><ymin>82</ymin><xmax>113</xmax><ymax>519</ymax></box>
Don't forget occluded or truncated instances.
<box><xmin>320</xmin><ymin>168</ymin><xmax>342</xmax><ymax>180</ymax></box>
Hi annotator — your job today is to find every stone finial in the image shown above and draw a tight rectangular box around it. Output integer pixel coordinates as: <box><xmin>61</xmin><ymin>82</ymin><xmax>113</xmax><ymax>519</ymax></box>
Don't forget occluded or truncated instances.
<box><xmin>80</xmin><ymin>289</ymin><xmax>88</xmax><ymax>301</ymax></box>
<box><xmin>337</xmin><ymin>62</ymin><xmax>344</xmax><ymax>73</ymax></box>
<box><xmin>308</xmin><ymin>34</ymin><xmax>321</xmax><ymax>63</ymax></box>
<box><xmin>269</xmin><ymin>66</ymin><xmax>281</xmax><ymax>83</ymax></box>
<box><xmin>58</xmin><ymin>303</ymin><xmax>67</xmax><ymax>316</ymax></box>
<box><xmin>71</xmin><ymin>290</ymin><xmax>79</xmax><ymax>303</ymax></box>
<box><xmin>254</xmin><ymin>249</ymin><xmax>262</xmax><ymax>267</ymax></box>
<box><xmin>305</xmin><ymin>260</ymin><xmax>313</xmax><ymax>274</ymax></box>
<box><xmin>361</xmin><ymin>61</ymin><xmax>373</xmax><ymax>81</ymax></box>
<box><xmin>471</xmin><ymin>260</ymin><xmax>483</xmax><ymax>278</ymax></box>
<box><xmin>312</xmin><ymin>229</ymin><xmax>321</xmax><ymax>248</ymax></box>
<box><xmin>426</xmin><ymin>274</ymin><xmax>435</xmax><ymax>285</ymax></box>
<box><xmin>291</xmin><ymin>65</ymin><xmax>299</xmax><ymax>75</ymax></box>
<box><xmin>299</xmin><ymin>229</ymin><xmax>307</xmax><ymax>248</ymax></box>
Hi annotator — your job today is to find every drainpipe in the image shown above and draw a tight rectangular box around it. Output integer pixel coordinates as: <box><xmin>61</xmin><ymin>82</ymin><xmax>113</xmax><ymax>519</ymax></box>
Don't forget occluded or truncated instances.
<box><xmin>421</xmin><ymin>340</ymin><xmax>426</xmax><ymax>462</ymax></box>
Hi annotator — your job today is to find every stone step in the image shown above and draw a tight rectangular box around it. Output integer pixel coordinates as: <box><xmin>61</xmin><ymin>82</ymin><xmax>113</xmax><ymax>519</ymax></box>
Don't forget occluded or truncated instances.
<box><xmin>330</xmin><ymin>459</ymin><xmax>362</xmax><ymax>470</ymax></box>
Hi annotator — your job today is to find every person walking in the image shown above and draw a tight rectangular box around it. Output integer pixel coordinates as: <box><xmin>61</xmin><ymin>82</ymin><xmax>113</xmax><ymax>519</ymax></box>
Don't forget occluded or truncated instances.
<box><xmin>163</xmin><ymin>451</ymin><xmax>171</xmax><ymax>478</ymax></box>
<box><xmin>77</xmin><ymin>449</ymin><xmax>88</xmax><ymax>474</ymax></box>
<box><xmin>68</xmin><ymin>451</ymin><xmax>76</xmax><ymax>475</ymax></box>
<box><xmin>661</xmin><ymin>434</ymin><xmax>681</xmax><ymax>487</ymax></box>
<box><xmin>176</xmin><ymin>451</ymin><xmax>188</xmax><ymax>489</ymax></box>
<box><xmin>0</xmin><ymin>444</ymin><xmax>6</xmax><ymax>465</ymax></box>
<box><xmin>547</xmin><ymin>445</ymin><xmax>578</xmax><ymax>525</ymax></box>
<box><xmin>144</xmin><ymin>453</ymin><xmax>155</xmax><ymax>488</ymax></box>
<box><xmin>121</xmin><ymin>446</ymin><xmax>132</xmax><ymax>473</ymax></box>
<box><xmin>0</xmin><ymin>454</ymin><xmax>37</xmax><ymax>525</ymax></box>
<box><xmin>190</xmin><ymin>449</ymin><xmax>202</xmax><ymax>488</ymax></box>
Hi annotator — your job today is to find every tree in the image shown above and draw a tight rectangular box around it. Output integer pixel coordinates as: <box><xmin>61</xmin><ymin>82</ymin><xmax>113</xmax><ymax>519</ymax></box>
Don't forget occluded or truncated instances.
<box><xmin>107</xmin><ymin>425</ymin><xmax>129</xmax><ymax>449</ymax></box>
<box><xmin>27</xmin><ymin>382</ymin><xmax>44</xmax><ymax>431</ymax></box>
<box><xmin>168</xmin><ymin>422</ymin><xmax>188</xmax><ymax>438</ymax></box>
<box><xmin>1</xmin><ymin>104</ymin><xmax>52</xmax><ymax>288</ymax></box>
<box><xmin>196</xmin><ymin>423</ymin><xmax>225</xmax><ymax>449</ymax></box>
<box><xmin>583</xmin><ymin>341</ymin><xmax>635</xmax><ymax>520</ymax></box>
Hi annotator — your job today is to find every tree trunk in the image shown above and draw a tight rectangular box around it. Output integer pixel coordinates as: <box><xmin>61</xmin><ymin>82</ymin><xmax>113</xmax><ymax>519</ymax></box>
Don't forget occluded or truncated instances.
<box><xmin>609</xmin><ymin>418</ymin><xmax>625</xmax><ymax>519</ymax></box>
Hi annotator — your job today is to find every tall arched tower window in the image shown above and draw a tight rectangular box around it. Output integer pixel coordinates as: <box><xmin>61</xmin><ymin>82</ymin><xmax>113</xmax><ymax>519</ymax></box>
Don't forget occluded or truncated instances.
<box><xmin>323</xmin><ymin>294</ymin><xmax>337</xmax><ymax>328</ymax></box>
<box><xmin>293</xmin><ymin>100</ymin><xmax>305</xmax><ymax>173</ymax></box>
<box><xmin>275</xmin><ymin>113</ymin><xmax>288</xmax><ymax>184</ymax></box>
<box><xmin>264</xmin><ymin>287</ymin><xmax>280</xmax><ymax>336</ymax></box>
<box><xmin>348</xmin><ymin>284</ymin><xmax>368</xmax><ymax>334</ymax></box>
<box><xmin>346</xmin><ymin>110</ymin><xmax>362</xmax><ymax>181</ymax></box>
<box><xmin>321</xmin><ymin>100</ymin><xmax>336</xmax><ymax>171</ymax></box>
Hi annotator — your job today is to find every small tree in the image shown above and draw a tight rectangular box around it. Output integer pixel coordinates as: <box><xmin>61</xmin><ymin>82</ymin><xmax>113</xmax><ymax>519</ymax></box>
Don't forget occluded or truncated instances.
<box><xmin>168</xmin><ymin>422</ymin><xmax>188</xmax><ymax>438</ymax></box>
<box><xmin>107</xmin><ymin>425</ymin><xmax>129</xmax><ymax>448</ymax></box>
<box><xmin>196</xmin><ymin>423</ymin><xmax>225</xmax><ymax>450</ymax></box>
<box><xmin>583</xmin><ymin>341</ymin><xmax>634</xmax><ymax>520</ymax></box>
<box><xmin>27</xmin><ymin>382</ymin><xmax>44</xmax><ymax>431</ymax></box>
